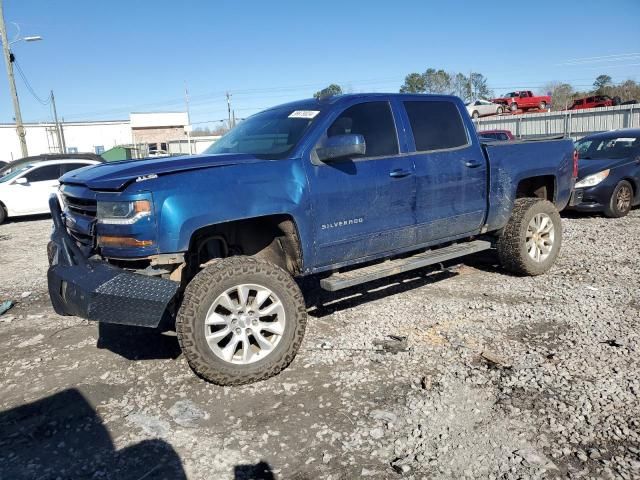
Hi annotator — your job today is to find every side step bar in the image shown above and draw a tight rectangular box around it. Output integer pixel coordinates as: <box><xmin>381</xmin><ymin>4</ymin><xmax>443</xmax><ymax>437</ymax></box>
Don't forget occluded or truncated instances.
<box><xmin>320</xmin><ymin>240</ymin><xmax>492</xmax><ymax>291</ymax></box>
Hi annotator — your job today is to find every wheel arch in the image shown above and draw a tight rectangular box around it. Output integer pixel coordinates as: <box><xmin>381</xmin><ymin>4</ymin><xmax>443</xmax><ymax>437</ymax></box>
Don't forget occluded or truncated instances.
<box><xmin>186</xmin><ymin>213</ymin><xmax>304</xmax><ymax>277</ymax></box>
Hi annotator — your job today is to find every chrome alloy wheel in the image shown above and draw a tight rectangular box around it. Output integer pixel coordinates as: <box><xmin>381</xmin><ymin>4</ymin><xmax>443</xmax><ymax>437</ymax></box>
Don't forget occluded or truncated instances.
<box><xmin>204</xmin><ymin>284</ymin><xmax>286</xmax><ymax>365</ymax></box>
<box><xmin>616</xmin><ymin>185</ymin><xmax>632</xmax><ymax>212</ymax></box>
<box><xmin>526</xmin><ymin>213</ymin><xmax>555</xmax><ymax>262</ymax></box>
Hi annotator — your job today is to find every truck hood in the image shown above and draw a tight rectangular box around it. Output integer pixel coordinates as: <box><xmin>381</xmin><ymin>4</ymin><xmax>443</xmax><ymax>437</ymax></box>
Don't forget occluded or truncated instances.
<box><xmin>577</xmin><ymin>157</ymin><xmax>631</xmax><ymax>179</ymax></box>
<box><xmin>60</xmin><ymin>153</ymin><xmax>265</xmax><ymax>191</ymax></box>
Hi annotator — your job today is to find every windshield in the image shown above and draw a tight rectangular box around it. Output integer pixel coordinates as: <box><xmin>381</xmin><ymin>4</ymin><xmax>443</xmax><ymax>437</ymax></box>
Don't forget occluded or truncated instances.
<box><xmin>0</xmin><ymin>165</ymin><xmax>30</xmax><ymax>183</ymax></box>
<box><xmin>576</xmin><ymin>136</ymin><xmax>640</xmax><ymax>159</ymax></box>
<box><xmin>204</xmin><ymin>106</ymin><xmax>321</xmax><ymax>159</ymax></box>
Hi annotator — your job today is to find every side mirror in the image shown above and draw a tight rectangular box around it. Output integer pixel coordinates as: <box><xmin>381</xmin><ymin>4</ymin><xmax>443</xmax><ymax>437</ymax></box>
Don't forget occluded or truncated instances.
<box><xmin>14</xmin><ymin>177</ymin><xmax>28</xmax><ymax>185</ymax></box>
<box><xmin>316</xmin><ymin>134</ymin><xmax>366</xmax><ymax>162</ymax></box>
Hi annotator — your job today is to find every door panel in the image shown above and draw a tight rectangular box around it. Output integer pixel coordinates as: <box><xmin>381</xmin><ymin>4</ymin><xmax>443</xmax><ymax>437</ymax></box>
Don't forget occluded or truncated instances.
<box><xmin>402</xmin><ymin>100</ymin><xmax>487</xmax><ymax>243</ymax></box>
<box><xmin>307</xmin><ymin>101</ymin><xmax>416</xmax><ymax>267</ymax></box>
<box><xmin>21</xmin><ymin>164</ymin><xmax>62</xmax><ymax>214</ymax></box>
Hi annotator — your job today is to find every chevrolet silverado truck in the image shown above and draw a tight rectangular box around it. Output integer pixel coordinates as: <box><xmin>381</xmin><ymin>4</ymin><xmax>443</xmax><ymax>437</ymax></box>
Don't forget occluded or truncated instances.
<box><xmin>47</xmin><ymin>93</ymin><xmax>576</xmax><ymax>385</ymax></box>
<box><xmin>491</xmin><ymin>91</ymin><xmax>551</xmax><ymax>112</ymax></box>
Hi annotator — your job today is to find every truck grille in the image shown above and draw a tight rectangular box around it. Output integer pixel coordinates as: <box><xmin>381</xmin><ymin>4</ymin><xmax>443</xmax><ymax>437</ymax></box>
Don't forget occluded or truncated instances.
<box><xmin>62</xmin><ymin>194</ymin><xmax>97</xmax><ymax>218</ymax></box>
<box><xmin>60</xmin><ymin>191</ymin><xmax>97</xmax><ymax>252</ymax></box>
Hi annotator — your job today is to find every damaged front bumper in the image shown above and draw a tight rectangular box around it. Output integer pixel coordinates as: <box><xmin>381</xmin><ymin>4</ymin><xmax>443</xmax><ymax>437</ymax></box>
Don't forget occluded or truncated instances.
<box><xmin>47</xmin><ymin>196</ymin><xmax>179</xmax><ymax>328</ymax></box>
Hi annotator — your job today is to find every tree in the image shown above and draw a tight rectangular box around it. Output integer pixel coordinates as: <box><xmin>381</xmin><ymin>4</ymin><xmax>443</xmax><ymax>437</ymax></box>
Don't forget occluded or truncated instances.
<box><xmin>400</xmin><ymin>73</ymin><xmax>427</xmax><ymax>93</ymax></box>
<box><xmin>468</xmin><ymin>72</ymin><xmax>492</xmax><ymax>99</ymax></box>
<box><xmin>451</xmin><ymin>73</ymin><xmax>472</xmax><ymax>102</ymax></box>
<box><xmin>423</xmin><ymin>68</ymin><xmax>451</xmax><ymax>94</ymax></box>
<box><xmin>544</xmin><ymin>82</ymin><xmax>574</xmax><ymax>110</ymax></box>
<box><xmin>314</xmin><ymin>84</ymin><xmax>343</xmax><ymax>99</ymax></box>
<box><xmin>593</xmin><ymin>74</ymin><xmax>613</xmax><ymax>93</ymax></box>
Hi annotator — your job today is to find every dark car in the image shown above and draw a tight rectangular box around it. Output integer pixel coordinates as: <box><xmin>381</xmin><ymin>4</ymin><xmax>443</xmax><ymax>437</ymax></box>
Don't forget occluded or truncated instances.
<box><xmin>570</xmin><ymin>129</ymin><xmax>640</xmax><ymax>217</ymax></box>
<box><xmin>479</xmin><ymin>129</ymin><xmax>515</xmax><ymax>141</ymax></box>
<box><xmin>0</xmin><ymin>153</ymin><xmax>104</xmax><ymax>177</ymax></box>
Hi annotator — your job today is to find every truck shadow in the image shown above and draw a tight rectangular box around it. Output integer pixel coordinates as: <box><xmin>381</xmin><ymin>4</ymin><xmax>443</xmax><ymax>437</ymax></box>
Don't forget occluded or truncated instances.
<box><xmin>97</xmin><ymin>323</ymin><xmax>182</xmax><ymax>361</ymax></box>
<box><xmin>304</xmin><ymin>268</ymin><xmax>459</xmax><ymax>318</ymax></box>
<box><xmin>0</xmin><ymin>388</ymin><xmax>187</xmax><ymax>479</ymax></box>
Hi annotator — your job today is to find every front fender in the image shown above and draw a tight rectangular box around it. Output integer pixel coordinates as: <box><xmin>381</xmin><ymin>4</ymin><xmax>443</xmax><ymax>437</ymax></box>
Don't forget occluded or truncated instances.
<box><xmin>146</xmin><ymin>159</ymin><xmax>313</xmax><ymax>263</ymax></box>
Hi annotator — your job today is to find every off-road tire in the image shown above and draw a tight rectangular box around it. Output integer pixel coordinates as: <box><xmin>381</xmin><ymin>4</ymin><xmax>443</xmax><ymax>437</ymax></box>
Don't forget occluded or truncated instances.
<box><xmin>472</xmin><ymin>110</ymin><xmax>480</xmax><ymax>119</ymax></box>
<box><xmin>496</xmin><ymin>198</ymin><xmax>562</xmax><ymax>276</ymax></box>
<box><xmin>0</xmin><ymin>203</ymin><xmax>6</xmax><ymax>225</ymax></box>
<box><xmin>176</xmin><ymin>256</ymin><xmax>307</xmax><ymax>385</ymax></box>
<box><xmin>539</xmin><ymin>101</ymin><xmax>547</xmax><ymax>110</ymax></box>
<box><xmin>604</xmin><ymin>180</ymin><xmax>633</xmax><ymax>218</ymax></box>
<box><xmin>497</xmin><ymin>106</ymin><xmax>504</xmax><ymax>115</ymax></box>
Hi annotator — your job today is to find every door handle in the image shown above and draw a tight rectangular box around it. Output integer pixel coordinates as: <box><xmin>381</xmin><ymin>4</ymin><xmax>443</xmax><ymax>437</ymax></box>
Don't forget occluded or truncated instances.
<box><xmin>389</xmin><ymin>168</ymin><xmax>412</xmax><ymax>178</ymax></box>
<box><xmin>464</xmin><ymin>161</ymin><xmax>482</xmax><ymax>168</ymax></box>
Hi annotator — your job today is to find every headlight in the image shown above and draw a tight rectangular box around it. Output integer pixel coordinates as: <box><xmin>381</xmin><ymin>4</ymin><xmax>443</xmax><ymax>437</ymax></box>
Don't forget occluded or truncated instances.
<box><xmin>97</xmin><ymin>199</ymin><xmax>152</xmax><ymax>224</ymax></box>
<box><xmin>575</xmin><ymin>169</ymin><xmax>610</xmax><ymax>188</ymax></box>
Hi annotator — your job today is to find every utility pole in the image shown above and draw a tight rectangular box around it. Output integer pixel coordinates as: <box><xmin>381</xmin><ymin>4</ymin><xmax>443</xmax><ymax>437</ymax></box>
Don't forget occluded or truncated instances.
<box><xmin>226</xmin><ymin>92</ymin><xmax>232</xmax><ymax>129</ymax></box>
<box><xmin>50</xmin><ymin>90</ymin><xmax>66</xmax><ymax>154</ymax></box>
<box><xmin>185</xmin><ymin>82</ymin><xmax>192</xmax><ymax>154</ymax></box>
<box><xmin>0</xmin><ymin>0</ymin><xmax>28</xmax><ymax>157</ymax></box>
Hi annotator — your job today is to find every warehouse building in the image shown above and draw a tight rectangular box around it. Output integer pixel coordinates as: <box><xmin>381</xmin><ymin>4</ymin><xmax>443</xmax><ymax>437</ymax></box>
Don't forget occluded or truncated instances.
<box><xmin>0</xmin><ymin>111</ymin><xmax>194</xmax><ymax>161</ymax></box>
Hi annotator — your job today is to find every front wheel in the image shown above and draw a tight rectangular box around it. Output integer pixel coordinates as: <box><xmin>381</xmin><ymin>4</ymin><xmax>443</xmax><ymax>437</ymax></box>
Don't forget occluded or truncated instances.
<box><xmin>604</xmin><ymin>180</ymin><xmax>633</xmax><ymax>218</ymax></box>
<box><xmin>176</xmin><ymin>257</ymin><xmax>307</xmax><ymax>385</ymax></box>
<box><xmin>497</xmin><ymin>198</ymin><xmax>562</xmax><ymax>276</ymax></box>
<box><xmin>497</xmin><ymin>106</ymin><xmax>504</xmax><ymax>114</ymax></box>
<box><xmin>539</xmin><ymin>101</ymin><xmax>547</xmax><ymax>110</ymax></box>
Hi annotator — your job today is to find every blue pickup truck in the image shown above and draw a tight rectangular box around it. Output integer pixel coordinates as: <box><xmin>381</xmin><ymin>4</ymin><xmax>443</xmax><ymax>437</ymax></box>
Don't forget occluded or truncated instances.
<box><xmin>47</xmin><ymin>93</ymin><xmax>576</xmax><ymax>385</ymax></box>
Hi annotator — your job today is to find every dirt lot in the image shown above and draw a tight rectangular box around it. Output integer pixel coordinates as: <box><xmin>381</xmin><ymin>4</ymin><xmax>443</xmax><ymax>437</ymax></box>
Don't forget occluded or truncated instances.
<box><xmin>0</xmin><ymin>211</ymin><xmax>639</xmax><ymax>479</ymax></box>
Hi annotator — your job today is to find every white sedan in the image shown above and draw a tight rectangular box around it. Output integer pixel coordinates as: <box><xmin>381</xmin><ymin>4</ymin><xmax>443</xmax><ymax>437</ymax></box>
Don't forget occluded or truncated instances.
<box><xmin>0</xmin><ymin>159</ymin><xmax>100</xmax><ymax>224</ymax></box>
<box><xmin>466</xmin><ymin>99</ymin><xmax>504</xmax><ymax>119</ymax></box>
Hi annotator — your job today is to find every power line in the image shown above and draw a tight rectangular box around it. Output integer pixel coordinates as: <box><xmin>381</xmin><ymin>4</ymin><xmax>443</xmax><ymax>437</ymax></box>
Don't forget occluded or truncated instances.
<box><xmin>13</xmin><ymin>59</ymin><xmax>50</xmax><ymax>106</ymax></box>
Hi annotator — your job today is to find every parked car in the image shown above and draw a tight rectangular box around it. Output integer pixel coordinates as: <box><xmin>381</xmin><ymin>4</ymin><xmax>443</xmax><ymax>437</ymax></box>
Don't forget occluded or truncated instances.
<box><xmin>479</xmin><ymin>129</ymin><xmax>515</xmax><ymax>141</ymax></box>
<box><xmin>0</xmin><ymin>153</ymin><xmax>104</xmax><ymax>177</ymax></box>
<box><xmin>0</xmin><ymin>158</ymin><xmax>101</xmax><ymax>224</ymax></box>
<box><xmin>567</xmin><ymin>95</ymin><xmax>619</xmax><ymax>110</ymax></box>
<box><xmin>47</xmin><ymin>93</ymin><xmax>576</xmax><ymax>385</ymax></box>
<box><xmin>465</xmin><ymin>99</ymin><xmax>504</xmax><ymax>119</ymax></box>
<box><xmin>491</xmin><ymin>91</ymin><xmax>551</xmax><ymax>112</ymax></box>
<box><xmin>569</xmin><ymin>129</ymin><xmax>640</xmax><ymax>217</ymax></box>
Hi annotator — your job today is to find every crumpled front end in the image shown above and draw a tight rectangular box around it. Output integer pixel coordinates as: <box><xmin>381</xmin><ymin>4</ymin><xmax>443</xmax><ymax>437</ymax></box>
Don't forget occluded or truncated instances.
<box><xmin>47</xmin><ymin>196</ymin><xmax>179</xmax><ymax>328</ymax></box>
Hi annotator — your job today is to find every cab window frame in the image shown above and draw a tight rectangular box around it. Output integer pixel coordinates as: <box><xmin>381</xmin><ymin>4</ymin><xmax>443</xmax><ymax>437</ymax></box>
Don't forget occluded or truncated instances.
<box><xmin>312</xmin><ymin>100</ymin><xmax>401</xmax><ymax>164</ymax></box>
<box><xmin>403</xmin><ymin>100</ymin><xmax>471</xmax><ymax>154</ymax></box>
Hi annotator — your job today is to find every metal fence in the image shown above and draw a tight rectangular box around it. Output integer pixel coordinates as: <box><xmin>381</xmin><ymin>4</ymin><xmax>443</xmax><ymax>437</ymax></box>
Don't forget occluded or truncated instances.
<box><xmin>473</xmin><ymin>104</ymin><xmax>640</xmax><ymax>140</ymax></box>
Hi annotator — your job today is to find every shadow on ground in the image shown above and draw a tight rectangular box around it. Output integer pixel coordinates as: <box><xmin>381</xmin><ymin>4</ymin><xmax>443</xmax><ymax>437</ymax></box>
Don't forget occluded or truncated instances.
<box><xmin>0</xmin><ymin>388</ymin><xmax>186</xmax><ymax>479</ymax></box>
<box><xmin>97</xmin><ymin>322</ymin><xmax>182</xmax><ymax>361</ymax></box>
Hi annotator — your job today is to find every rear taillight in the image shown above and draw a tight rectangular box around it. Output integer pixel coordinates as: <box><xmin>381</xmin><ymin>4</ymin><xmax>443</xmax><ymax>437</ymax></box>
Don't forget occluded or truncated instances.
<box><xmin>572</xmin><ymin>150</ymin><xmax>579</xmax><ymax>178</ymax></box>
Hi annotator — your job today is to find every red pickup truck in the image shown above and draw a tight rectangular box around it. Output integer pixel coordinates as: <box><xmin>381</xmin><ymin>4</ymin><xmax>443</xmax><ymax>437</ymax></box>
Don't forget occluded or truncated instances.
<box><xmin>491</xmin><ymin>91</ymin><xmax>551</xmax><ymax>112</ymax></box>
<box><xmin>568</xmin><ymin>95</ymin><xmax>619</xmax><ymax>110</ymax></box>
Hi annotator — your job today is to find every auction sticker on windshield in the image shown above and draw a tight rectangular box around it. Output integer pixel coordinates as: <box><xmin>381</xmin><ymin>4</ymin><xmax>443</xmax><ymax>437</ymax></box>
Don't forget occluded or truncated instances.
<box><xmin>289</xmin><ymin>110</ymin><xmax>320</xmax><ymax>119</ymax></box>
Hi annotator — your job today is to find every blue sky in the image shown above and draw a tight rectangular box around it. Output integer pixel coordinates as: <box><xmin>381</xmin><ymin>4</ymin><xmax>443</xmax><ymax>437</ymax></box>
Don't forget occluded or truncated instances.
<box><xmin>2</xmin><ymin>0</ymin><xmax>640</xmax><ymax>127</ymax></box>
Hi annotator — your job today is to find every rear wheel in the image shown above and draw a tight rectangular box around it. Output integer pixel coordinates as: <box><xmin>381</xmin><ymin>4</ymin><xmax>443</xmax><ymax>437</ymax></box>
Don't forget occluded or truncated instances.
<box><xmin>176</xmin><ymin>256</ymin><xmax>307</xmax><ymax>385</ymax></box>
<box><xmin>604</xmin><ymin>180</ymin><xmax>633</xmax><ymax>218</ymax></box>
<box><xmin>496</xmin><ymin>106</ymin><xmax>504</xmax><ymax>115</ymax></box>
<box><xmin>472</xmin><ymin>110</ymin><xmax>480</xmax><ymax>119</ymax></box>
<box><xmin>539</xmin><ymin>101</ymin><xmax>547</xmax><ymax>110</ymax></box>
<box><xmin>497</xmin><ymin>198</ymin><xmax>562</xmax><ymax>276</ymax></box>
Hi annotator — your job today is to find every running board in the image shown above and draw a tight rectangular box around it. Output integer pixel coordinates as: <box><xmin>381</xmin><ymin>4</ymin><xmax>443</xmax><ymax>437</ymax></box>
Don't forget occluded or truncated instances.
<box><xmin>320</xmin><ymin>240</ymin><xmax>492</xmax><ymax>291</ymax></box>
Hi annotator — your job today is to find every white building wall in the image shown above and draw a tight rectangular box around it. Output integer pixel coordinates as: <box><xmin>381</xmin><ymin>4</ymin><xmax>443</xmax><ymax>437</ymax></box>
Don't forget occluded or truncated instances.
<box><xmin>0</xmin><ymin>121</ymin><xmax>132</xmax><ymax>161</ymax></box>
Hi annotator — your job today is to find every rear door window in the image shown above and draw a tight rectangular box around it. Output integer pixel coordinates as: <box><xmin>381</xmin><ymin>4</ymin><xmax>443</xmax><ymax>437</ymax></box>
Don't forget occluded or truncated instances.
<box><xmin>404</xmin><ymin>101</ymin><xmax>468</xmax><ymax>152</ymax></box>
<box><xmin>326</xmin><ymin>102</ymin><xmax>399</xmax><ymax>157</ymax></box>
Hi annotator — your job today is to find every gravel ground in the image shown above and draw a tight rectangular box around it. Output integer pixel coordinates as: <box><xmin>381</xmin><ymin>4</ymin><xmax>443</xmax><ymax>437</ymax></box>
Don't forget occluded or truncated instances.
<box><xmin>0</xmin><ymin>210</ymin><xmax>638</xmax><ymax>479</ymax></box>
